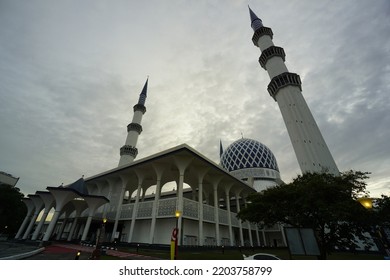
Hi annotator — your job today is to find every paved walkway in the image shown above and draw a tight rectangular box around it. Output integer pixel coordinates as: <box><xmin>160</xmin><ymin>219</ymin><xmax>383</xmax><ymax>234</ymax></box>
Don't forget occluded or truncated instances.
<box><xmin>0</xmin><ymin>241</ymin><xmax>44</xmax><ymax>260</ymax></box>
<box><xmin>0</xmin><ymin>241</ymin><xmax>160</xmax><ymax>260</ymax></box>
<box><xmin>55</xmin><ymin>243</ymin><xmax>160</xmax><ymax>260</ymax></box>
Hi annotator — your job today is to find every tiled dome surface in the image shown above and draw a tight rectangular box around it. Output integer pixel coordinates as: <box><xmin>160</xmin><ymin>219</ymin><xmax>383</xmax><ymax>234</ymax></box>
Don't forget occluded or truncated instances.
<box><xmin>221</xmin><ymin>138</ymin><xmax>279</xmax><ymax>172</ymax></box>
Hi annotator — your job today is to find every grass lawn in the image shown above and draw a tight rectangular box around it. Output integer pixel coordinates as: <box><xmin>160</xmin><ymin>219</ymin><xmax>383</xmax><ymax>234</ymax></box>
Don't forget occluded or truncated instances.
<box><xmin>116</xmin><ymin>246</ymin><xmax>385</xmax><ymax>260</ymax></box>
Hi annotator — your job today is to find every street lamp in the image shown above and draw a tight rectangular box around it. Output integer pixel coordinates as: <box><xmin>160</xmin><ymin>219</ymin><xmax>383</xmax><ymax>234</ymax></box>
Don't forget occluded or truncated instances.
<box><xmin>358</xmin><ymin>197</ymin><xmax>389</xmax><ymax>257</ymax></box>
<box><xmin>100</xmin><ymin>218</ymin><xmax>107</xmax><ymax>242</ymax></box>
<box><xmin>171</xmin><ymin>210</ymin><xmax>181</xmax><ymax>260</ymax></box>
<box><xmin>93</xmin><ymin>218</ymin><xmax>108</xmax><ymax>259</ymax></box>
<box><xmin>96</xmin><ymin>218</ymin><xmax>107</xmax><ymax>246</ymax></box>
<box><xmin>175</xmin><ymin>210</ymin><xmax>181</xmax><ymax>237</ymax></box>
<box><xmin>358</xmin><ymin>197</ymin><xmax>373</xmax><ymax>210</ymax></box>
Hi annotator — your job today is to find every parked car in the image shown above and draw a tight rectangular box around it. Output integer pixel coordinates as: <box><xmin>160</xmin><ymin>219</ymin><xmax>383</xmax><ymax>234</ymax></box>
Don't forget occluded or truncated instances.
<box><xmin>243</xmin><ymin>253</ymin><xmax>281</xmax><ymax>260</ymax></box>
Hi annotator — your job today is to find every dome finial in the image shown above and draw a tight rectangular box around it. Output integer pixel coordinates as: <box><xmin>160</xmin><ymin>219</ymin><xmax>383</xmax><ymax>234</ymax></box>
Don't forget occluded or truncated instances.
<box><xmin>219</xmin><ymin>139</ymin><xmax>224</xmax><ymax>158</ymax></box>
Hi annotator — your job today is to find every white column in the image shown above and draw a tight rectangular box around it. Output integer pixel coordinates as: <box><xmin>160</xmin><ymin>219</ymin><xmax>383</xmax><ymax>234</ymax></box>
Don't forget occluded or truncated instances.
<box><xmin>198</xmin><ymin>180</ymin><xmax>204</xmax><ymax>246</ymax></box>
<box><xmin>67</xmin><ymin>217</ymin><xmax>78</xmax><ymax>241</ymax></box>
<box><xmin>149</xmin><ymin>180</ymin><xmax>162</xmax><ymax>244</ymax></box>
<box><xmin>31</xmin><ymin>208</ymin><xmax>50</xmax><ymax>240</ymax></box>
<box><xmin>81</xmin><ymin>216</ymin><xmax>93</xmax><ymax>241</ymax></box>
<box><xmin>213</xmin><ymin>183</ymin><xmax>220</xmax><ymax>246</ymax></box>
<box><xmin>225</xmin><ymin>188</ymin><xmax>234</xmax><ymax>246</ymax></box>
<box><xmin>255</xmin><ymin>225</ymin><xmax>260</xmax><ymax>246</ymax></box>
<box><xmin>149</xmin><ymin>164</ymin><xmax>164</xmax><ymax>244</ymax></box>
<box><xmin>262</xmin><ymin>230</ymin><xmax>267</xmax><ymax>246</ymax></box>
<box><xmin>15</xmin><ymin>198</ymin><xmax>35</xmax><ymax>239</ymax></box>
<box><xmin>15</xmin><ymin>215</ymin><xmax>31</xmax><ymax>239</ymax></box>
<box><xmin>127</xmin><ymin>183</ymin><xmax>142</xmax><ymax>243</ymax></box>
<box><xmin>247</xmin><ymin>223</ymin><xmax>253</xmax><ymax>247</ymax></box>
<box><xmin>42</xmin><ymin>210</ymin><xmax>62</xmax><ymax>242</ymax></box>
<box><xmin>32</xmin><ymin>191</ymin><xmax>55</xmax><ymax>241</ymax></box>
<box><xmin>22</xmin><ymin>195</ymin><xmax>44</xmax><ymax>240</ymax></box>
<box><xmin>22</xmin><ymin>212</ymin><xmax>39</xmax><ymax>240</ymax></box>
<box><xmin>42</xmin><ymin>188</ymin><xmax>80</xmax><ymax>242</ymax></box>
<box><xmin>173</xmin><ymin>156</ymin><xmax>192</xmax><ymax>246</ymax></box>
<box><xmin>127</xmin><ymin>171</ymin><xmax>144</xmax><ymax>243</ymax></box>
<box><xmin>98</xmin><ymin>181</ymin><xmax>111</xmax><ymax>220</ymax></box>
<box><xmin>56</xmin><ymin>218</ymin><xmax>68</xmax><ymax>240</ymax></box>
<box><xmin>77</xmin><ymin>223</ymin><xmax>85</xmax><ymax>240</ymax></box>
<box><xmin>280</xmin><ymin>224</ymin><xmax>287</xmax><ymax>246</ymax></box>
<box><xmin>243</xmin><ymin>198</ymin><xmax>253</xmax><ymax>247</ymax></box>
<box><xmin>81</xmin><ymin>196</ymin><xmax>109</xmax><ymax>242</ymax></box>
<box><xmin>111</xmin><ymin>177</ymin><xmax>128</xmax><ymax>242</ymax></box>
<box><xmin>235</xmin><ymin>194</ymin><xmax>244</xmax><ymax>246</ymax></box>
<box><xmin>177</xmin><ymin>171</ymin><xmax>184</xmax><ymax>245</ymax></box>
<box><xmin>197</xmin><ymin>167</ymin><xmax>208</xmax><ymax>246</ymax></box>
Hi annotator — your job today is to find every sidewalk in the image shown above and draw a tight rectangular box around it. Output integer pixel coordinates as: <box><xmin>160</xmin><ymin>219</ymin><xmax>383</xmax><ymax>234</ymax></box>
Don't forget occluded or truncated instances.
<box><xmin>0</xmin><ymin>241</ymin><xmax>44</xmax><ymax>260</ymax></box>
<box><xmin>0</xmin><ymin>241</ymin><xmax>160</xmax><ymax>260</ymax></box>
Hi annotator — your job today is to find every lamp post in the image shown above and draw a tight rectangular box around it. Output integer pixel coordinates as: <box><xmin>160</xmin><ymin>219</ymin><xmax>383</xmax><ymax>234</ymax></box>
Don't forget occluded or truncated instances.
<box><xmin>175</xmin><ymin>210</ymin><xmax>181</xmax><ymax>259</ymax></box>
<box><xmin>171</xmin><ymin>210</ymin><xmax>181</xmax><ymax>260</ymax></box>
<box><xmin>97</xmin><ymin>218</ymin><xmax>107</xmax><ymax>245</ymax></box>
<box><xmin>358</xmin><ymin>197</ymin><xmax>389</xmax><ymax>257</ymax></box>
<box><xmin>92</xmin><ymin>218</ymin><xmax>107</xmax><ymax>260</ymax></box>
<box><xmin>358</xmin><ymin>197</ymin><xmax>373</xmax><ymax>210</ymax></box>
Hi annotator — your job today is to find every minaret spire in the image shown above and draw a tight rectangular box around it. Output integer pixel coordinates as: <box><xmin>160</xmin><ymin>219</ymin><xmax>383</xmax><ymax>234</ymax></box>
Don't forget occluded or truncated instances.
<box><xmin>219</xmin><ymin>139</ymin><xmax>224</xmax><ymax>159</ymax></box>
<box><xmin>138</xmin><ymin>76</ymin><xmax>148</xmax><ymax>105</ymax></box>
<box><xmin>118</xmin><ymin>78</ymin><xmax>149</xmax><ymax>166</ymax></box>
<box><xmin>249</xmin><ymin>8</ymin><xmax>339</xmax><ymax>176</ymax></box>
<box><xmin>248</xmin><ymin>6</ymin><xmax>263</xmax><ymax>32</ymax></box>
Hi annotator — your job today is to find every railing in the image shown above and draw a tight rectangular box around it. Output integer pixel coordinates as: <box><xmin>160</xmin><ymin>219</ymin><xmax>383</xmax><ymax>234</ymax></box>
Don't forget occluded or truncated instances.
<box><xmin>218</xmin><ymin>208</ymin><xmax>228</xmax><ymax>225</ymax></box>
<box><xmin>183</xmin><ymin>198</ymin><xmax>199</xmax><ymax>219</ymax></box>
<box><xmin>120</xmin><ymin>204</ymin><xmax>133</xmax><ymax>219</ymax></box>
<box><xmin>203</xmin><ymin>204</ymin><xmax>215</xmax><ymax>222</ymax></box>
<box><xmin>115</xmin><ymin>197</ymin><xmax>249</xmax><ymax>228</ymax></box>
<box><xmin>157</xmin><ymin>197</ymin><xmax>177</xmax><ymax>217</ymax></box>
<box><xmin>136</xmin><ymin>201</ymin><xmax>153</xmax><ymax>218</ymax></box>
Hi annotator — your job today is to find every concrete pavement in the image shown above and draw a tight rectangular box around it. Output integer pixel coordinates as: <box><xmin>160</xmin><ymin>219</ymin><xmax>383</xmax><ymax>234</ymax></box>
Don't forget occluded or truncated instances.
<box><xmin>0</xmin><ymin>241</ymin><xmax>160</xmax><ymax>260</ymax></box>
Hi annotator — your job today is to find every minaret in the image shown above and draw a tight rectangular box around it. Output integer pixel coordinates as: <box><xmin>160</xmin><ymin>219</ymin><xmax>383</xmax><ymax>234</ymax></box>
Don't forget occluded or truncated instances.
<box><xmin>249</xmin><ymin>7</ymin><xmax>339</xmax><ymax>175</ymax></box>
<box><xmin>118</xmin><ymin>78</ymin><xmax>148</xmax><ymax>167</ymax></box>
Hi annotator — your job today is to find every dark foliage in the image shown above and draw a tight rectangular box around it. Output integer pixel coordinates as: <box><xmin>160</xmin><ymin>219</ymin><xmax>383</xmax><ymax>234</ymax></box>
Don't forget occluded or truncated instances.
<box><xmin>0</xmin><ymin>184</ymin><xmax>27</xmax><ymax>237</ymax></box>
<box><xmin>238</xmin><ymin>171</ymin><xmax>374</xmax><ymax>259</ymax></box>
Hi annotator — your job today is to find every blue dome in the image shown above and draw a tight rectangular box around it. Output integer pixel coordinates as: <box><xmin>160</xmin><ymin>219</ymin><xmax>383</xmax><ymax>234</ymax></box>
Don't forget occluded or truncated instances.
<box><xmin>220</xmin><ymin>138</ymin><xmax>279</xmax><ymax>172</ymax></box>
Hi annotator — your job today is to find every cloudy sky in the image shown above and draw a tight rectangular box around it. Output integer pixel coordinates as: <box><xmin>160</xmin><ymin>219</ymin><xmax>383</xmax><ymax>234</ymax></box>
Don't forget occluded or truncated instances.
<box><xmin>1</xmin><ymin>0</ymin><xmax>389</xmax><ymax>198</ymax></box>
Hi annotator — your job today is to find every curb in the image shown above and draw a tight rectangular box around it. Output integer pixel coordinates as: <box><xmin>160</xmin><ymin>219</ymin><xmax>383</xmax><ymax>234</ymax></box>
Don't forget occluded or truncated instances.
<box><xmin>0</xmin><ymin>247</ymin><xmax>45</xmax><ymax>260</ymax></box>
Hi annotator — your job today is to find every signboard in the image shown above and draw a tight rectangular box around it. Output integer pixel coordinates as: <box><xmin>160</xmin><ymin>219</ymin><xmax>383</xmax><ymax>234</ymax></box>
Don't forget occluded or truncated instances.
<box><xmin>170</xmin><ymin>228</ymin><xmax>178</xmax><ymax>260</ymax></box>
<box><xmin>284</xmin><ymin>227</ymin><xmax>320</xmax><ymax>256</ymax></box>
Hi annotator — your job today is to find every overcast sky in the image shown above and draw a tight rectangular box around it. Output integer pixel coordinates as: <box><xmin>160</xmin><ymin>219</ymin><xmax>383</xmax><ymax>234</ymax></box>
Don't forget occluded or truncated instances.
<box><xmin>1</xmin><ymin>0</ymin><xmax>389</xmax><ymax>198</ymax></box>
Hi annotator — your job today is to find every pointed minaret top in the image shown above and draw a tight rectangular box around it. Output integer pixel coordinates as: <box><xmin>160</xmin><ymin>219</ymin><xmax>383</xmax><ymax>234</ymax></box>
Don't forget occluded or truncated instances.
<box><xmin>248</xmin><ymin>6</ymin><xmax>263</xmax><ymax>32</ymax></box>
<box><xmin>138</xmin><ymin>77</ymin><xmax>148</xmax><ymax>106</ymax></box>
<box><xmin>219</xmin><ymin>139</ymin><xmax>224</xmax><ymax>158</ymax></box>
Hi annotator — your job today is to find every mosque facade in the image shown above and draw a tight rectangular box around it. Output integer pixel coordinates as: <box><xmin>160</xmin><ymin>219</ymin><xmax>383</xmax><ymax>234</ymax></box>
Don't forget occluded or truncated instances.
<box><xmin>15</xmin><ymin>7</ymin><xmax>337</xmax><ymax>248</ymax></box>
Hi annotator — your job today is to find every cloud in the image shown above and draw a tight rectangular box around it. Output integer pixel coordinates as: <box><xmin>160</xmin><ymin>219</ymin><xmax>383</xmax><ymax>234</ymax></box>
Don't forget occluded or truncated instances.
<box><xmin>0</xmin><ymin>0</ymin><xmax>389</xmax><ymax>198</ymax></box>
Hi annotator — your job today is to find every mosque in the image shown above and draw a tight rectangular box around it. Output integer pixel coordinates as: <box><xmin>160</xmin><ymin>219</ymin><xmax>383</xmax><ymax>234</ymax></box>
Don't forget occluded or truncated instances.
<box><xmin>14</xmin><ymin>7</ymin><xmax>338</xmax><ymax>248</ymax></box>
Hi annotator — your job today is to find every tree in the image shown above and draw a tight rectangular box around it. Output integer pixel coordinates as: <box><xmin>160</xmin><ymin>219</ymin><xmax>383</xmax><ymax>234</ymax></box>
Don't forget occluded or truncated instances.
<box><xmin>238</xmin><ymin>170</ymin><xmax>373</xmax><ymax>259</ymax></box>
<box><xmin>374</xmin><ymin>195</ymin><xmax>390</xmax><ymax>252</ymax></box>
<box><xmin>0</xmin><ymin>184</ymin><xmax>27</xmax><ymax>238</ymax></box>
<box><xmin>376</xmin><ymin>195</ymin><xmax>390</xmax><ymax>225</ymax></box>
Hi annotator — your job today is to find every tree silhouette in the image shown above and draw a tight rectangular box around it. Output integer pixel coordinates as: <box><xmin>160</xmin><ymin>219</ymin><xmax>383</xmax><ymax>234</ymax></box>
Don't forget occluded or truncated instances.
<box><xmin>0</xmin><ymin>184</ymin><xmax>26</xmax><ymax>238</ymax></box>
<box><xmin>238</xmin><ymin>170</ymin><xmax>374</xmax><ymax>259</ymax></box>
